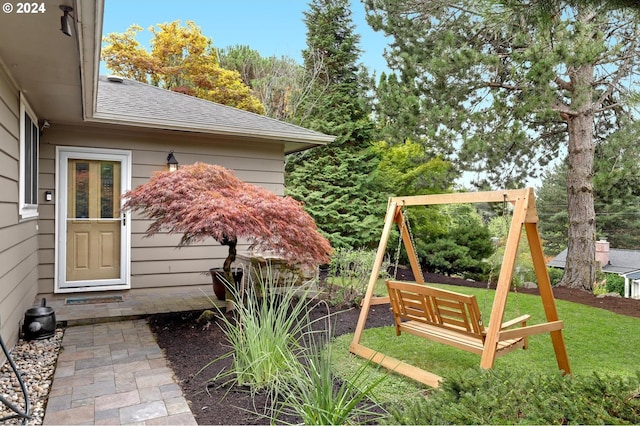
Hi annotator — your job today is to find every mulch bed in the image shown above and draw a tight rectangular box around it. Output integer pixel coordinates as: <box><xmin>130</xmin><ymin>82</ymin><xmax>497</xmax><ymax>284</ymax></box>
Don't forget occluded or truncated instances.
<box><xmin>148</xmin><ymin>269</ymin><xmax>640</xmax><ymax>425</ymax></box>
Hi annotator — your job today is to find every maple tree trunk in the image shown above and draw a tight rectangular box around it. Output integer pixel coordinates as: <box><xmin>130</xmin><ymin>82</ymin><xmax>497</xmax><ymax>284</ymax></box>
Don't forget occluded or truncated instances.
<box><xmin>222</xmin><ymin>237</ymin><xmax>238</xmax><ymax>300</ymax></box>
<box><xmin>561</xmin><ymin>110</ymin><xmax>596</xmax><ymax>290</ymax></box>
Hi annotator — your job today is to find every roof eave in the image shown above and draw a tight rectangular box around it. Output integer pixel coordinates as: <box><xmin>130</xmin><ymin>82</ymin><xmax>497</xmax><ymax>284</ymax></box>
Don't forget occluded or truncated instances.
<box><xmin>79</xmin><ymin>0</ymin><xmax>104</xmax><ymax>122</ymax></box>
<box><xmin>88</xmin><ymin>112</ymin><xmax>336</xmax><ymax>146</ymax></box>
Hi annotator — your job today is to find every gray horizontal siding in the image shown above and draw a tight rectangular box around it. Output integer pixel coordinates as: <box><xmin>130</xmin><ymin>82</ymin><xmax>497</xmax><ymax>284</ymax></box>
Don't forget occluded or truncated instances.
<box><xmin>0</xmin><ymin>98</ymin><xmax>18</xmax><ymax>140</ymax></box>
<box><xmin>0</xmin><ymin>123</ymin><xmax>19</xmax><ymax>159</ymax></box>
<box><xmin>0</xmin><ymin>66</ymin><xmax>40</xmax><ymax>348</ymax></box>
<box><xmin>129</xmin><ymin>272</ymin><xmax>210</xmax><ymax>289</ymax></box>
<box><xmin>0</xmin><ymin>175</ymin><xmax>17</xmax><ymax>202</ymax></box>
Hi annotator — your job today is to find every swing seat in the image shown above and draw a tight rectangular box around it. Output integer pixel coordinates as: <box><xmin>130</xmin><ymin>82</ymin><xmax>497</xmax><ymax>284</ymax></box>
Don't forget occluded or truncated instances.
<box><xmin>386</xmin><ymin>280</ymin><xmax>531</xmax><ymax>356</ymax></box>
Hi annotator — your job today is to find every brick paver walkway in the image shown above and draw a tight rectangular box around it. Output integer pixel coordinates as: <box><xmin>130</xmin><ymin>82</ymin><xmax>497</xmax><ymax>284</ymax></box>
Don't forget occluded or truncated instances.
<box><xmin>36</xmin><ymin>286</ymin><xmax>221</xmax><ymax>425</ymax></box>
<box><xmin>43</xmin><ymin>320</ymin><xmax>197</xmax><ymax>425</ymax></box>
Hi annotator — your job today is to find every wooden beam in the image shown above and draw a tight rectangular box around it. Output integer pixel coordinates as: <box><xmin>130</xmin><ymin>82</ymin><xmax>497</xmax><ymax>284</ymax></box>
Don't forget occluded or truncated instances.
<box><xmin>350</xmin><ymin>343</ymin><xmax>443</xmax><ymax>388</ymax></box>
<box><xmin>524</xmin><ymin>187</ymin><xmax>540</xmax><ymax>223</ymax></box>
<box><xmin>390</xmin><ymin>189</ymin><xmax>530</xmax><ymax>207</ymax></box>
<box><xmin>480</xmin><ymin>191</ymin><xmax>529</xmax><ymax>369</ymax></box>
<box><xmin>499</xmin><ymin>321</ymin><xmax>565</xmax><ymax>341</ymax></box>
<box><xmin>397</xmin><ymin>210</ymin><xmax>424</xmax><ymax>284</ymax></box>
<box><xmin>369</xmin><ymin>296</ymin><xmax>390</xmax><ymax>305</ymax></box>
<box><xmin>351</xmin><ymin>202</ymin><xmax>398</xmax><ymax>345</ymax></box>
<box><xmin>525</xmin><ymin>221</ymin><xmax>572</xmax><ymax>374</ymax></box>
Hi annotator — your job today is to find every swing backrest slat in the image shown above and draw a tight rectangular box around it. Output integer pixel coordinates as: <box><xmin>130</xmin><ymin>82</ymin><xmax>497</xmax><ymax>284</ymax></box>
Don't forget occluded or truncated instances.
<box><xmin>387</xmin><ymin>280</ymin><xmax>486</xmax><ymax>339</ymax></box>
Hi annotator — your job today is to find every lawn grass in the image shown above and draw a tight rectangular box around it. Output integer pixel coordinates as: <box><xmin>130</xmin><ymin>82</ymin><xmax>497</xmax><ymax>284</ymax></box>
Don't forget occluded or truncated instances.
<box><xmin>331</xmin><ymin>283</ymin><xmax>640</xmax><ymax>404</ymax></box>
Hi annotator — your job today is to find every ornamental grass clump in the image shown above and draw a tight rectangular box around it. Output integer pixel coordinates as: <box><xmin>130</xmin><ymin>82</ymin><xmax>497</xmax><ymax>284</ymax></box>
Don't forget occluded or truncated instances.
<box><xmin>202</xmin><ymin>265</ymin><xmax>317</xmax><ymax>392</ymax></box>
<box><xmin>273</xmin><ymin>332</ymin><xmax>388</xmax><ymax>425</ymax></box>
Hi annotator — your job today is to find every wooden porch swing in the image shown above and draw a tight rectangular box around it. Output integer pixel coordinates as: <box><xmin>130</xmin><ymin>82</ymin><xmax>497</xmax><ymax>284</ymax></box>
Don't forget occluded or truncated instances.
<box><xmin>349</xmin><ymin>188</ymin><xmax>571</xmax><ymax>387</ymax></box>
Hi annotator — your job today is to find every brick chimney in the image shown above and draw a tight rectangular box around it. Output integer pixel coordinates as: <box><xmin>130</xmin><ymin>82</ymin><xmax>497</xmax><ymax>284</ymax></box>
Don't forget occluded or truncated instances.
<box><xmin>595</xmin><ymin>239</ymin><xmax>610</xmax><ymax>267</ymax></box>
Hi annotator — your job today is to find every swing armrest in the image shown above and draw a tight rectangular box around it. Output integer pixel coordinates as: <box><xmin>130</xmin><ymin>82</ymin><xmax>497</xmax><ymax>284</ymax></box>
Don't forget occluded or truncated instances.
<box><xmin>499</xmin><ymin>314</ymin><xmax>530</xmax><ymax>330</ymax></box>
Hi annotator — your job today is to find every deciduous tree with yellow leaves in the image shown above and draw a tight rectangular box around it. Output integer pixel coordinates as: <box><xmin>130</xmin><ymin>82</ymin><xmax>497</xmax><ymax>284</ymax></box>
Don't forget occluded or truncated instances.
<box><xmin>102</xmin><ymin>20</ymin><xmax>264</xmax><ymax>114</ymax></box>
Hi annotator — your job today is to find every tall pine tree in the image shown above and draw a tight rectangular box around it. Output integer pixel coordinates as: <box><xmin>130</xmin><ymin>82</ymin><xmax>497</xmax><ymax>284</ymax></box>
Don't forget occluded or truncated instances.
<box><xmin>285</xmin><ymin>0</ymin><xmax>384</xmax><ymax>249</ymax></box>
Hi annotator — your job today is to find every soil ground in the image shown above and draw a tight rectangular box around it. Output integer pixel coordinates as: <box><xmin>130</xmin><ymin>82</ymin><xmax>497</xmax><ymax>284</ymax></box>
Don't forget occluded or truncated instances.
<box><xmin>148</xmin><ymin>269</ymin><xmax>640</xmax><ymax>425</ymax></box>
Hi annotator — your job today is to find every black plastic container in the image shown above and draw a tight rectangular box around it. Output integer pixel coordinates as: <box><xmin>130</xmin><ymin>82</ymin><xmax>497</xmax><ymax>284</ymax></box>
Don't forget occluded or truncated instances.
<box><xmin>23</xmin><ymin>298</ymin><xmax>56</xmax><ymax>340</ymax></box>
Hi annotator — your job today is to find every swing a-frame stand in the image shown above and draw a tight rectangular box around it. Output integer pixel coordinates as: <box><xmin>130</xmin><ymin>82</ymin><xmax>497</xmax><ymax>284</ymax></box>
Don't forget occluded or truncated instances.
<box><xmin>349</xmin><ymin>188</ymin><xmax>571</xmax><ymax>387</ymax></box>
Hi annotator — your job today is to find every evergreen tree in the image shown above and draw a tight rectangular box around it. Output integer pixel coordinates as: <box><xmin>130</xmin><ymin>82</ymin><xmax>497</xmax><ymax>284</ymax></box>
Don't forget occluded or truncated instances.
<box><xmin>375</xmin><ymin>73</ymin><xmax>423</xmax><ymax>145</ymax></box>
<box><xmin>537</xmin><ymin>161</ymin><xmax>570</xmax><ymax>256</ymax></box>
<box><xmin>373</xmin><ymin>139</ymin><xmax>458</xmax><ymax>252</ymax></box>
<box><xmin>422</xmin><ymin>205</ymin><xmax>494</xmax><ymax>279</ymax></box>
<box><xmin>285</xmin><ymin>0</ymin><xmax>384</xmax><ymax>249</ymax></box>
<box><xmin>298</xmin><ymin>0</ymin><xmax>372</xmax><ymax>134</ymax></box>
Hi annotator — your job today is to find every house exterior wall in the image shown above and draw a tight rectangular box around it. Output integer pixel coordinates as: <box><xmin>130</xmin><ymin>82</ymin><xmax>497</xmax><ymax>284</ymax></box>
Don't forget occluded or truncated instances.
<box><xmin>0</xmin><ymin>64</ymin><xmax>40</xmax><ymax>347</ymax></box>
<box><xmin>38</xmin><ymin>124</ymin><xmax>286</xmax><ymax>293</ymax></box>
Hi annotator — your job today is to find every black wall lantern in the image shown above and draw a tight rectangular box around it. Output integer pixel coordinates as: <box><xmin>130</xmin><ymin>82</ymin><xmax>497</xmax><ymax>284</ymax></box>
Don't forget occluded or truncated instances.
<box><xmin>60</xmin><ymin>6</ymin><xmax>74</xmax><ymax>37</ymax></box>
<box><xmin>167</xmin><ymin>151</ymin><xmax>179</xmax><ymax>172</ymax></box>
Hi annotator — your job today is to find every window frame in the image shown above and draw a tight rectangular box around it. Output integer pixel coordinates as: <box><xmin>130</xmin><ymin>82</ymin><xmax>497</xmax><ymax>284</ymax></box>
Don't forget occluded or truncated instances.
<box><xmin>19</xmin><ymin>93</ymin><xmax>39</xmax><ymax>219</ymax></box>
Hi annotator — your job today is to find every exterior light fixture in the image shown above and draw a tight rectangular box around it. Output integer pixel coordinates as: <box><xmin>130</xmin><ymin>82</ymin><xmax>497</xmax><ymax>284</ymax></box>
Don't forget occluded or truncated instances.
<box><xmin>167</xmin><ymin>151</ymin><xmax>179</xmax><ymax>172</ymax></box>
<box><xmin>60</xmin><ymin>6</ymin><xmax>73</xmax><ymax>37</ymax></box>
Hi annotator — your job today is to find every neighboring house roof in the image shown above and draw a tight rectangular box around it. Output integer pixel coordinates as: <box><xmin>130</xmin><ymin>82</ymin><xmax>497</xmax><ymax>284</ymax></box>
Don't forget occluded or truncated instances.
<box><xmin>93</xmin><ymin>76</ymin><xmax>335</xmax><ymax>153</ymax></box>
<box><xmin>548</xmin><ymin>248</ymin><xmax>640</xmax><ymax>275</ymax></box>
<box><xmin>624</xmin><ymin>270</ymin><xmax>640</xmax><ymax>279</ymax></box>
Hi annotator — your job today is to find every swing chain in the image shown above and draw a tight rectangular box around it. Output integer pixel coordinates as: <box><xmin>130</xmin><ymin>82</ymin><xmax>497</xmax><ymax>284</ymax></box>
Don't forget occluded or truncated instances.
<box><xmin>393</xmin><ymin>209</ymin><xmax>404</xmax><ymax>279</ymax></box>
<box><xmin>481</xmin><ymin>253</ymin><xmax>498</xmax><ymax>326</ymax></box>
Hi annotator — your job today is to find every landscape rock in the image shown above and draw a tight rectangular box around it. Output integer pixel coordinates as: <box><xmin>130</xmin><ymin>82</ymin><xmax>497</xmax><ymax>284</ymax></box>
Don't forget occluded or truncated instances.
<box><xmin>0</xmin><ymin>329</ymin><xmax>63</xmax><ymax>425</ymax></box>
<box><xmin>596</xmin><ymin>292</ymin><xmax>622</xmax><ymax>298</ymax></box>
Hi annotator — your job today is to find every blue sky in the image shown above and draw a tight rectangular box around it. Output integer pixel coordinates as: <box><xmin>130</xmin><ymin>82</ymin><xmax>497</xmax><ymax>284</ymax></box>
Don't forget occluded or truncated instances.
<box><xmin>101</xmin><ymin>0</ymin><xmax>390</xmax><ymax>76</ymax></box>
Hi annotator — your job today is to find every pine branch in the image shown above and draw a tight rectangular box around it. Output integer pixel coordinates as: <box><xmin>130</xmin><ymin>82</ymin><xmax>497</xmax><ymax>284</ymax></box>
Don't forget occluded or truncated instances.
<box><xmin>487</xmin><ymin>81</ymin><xmax>520</xmax><ymax>91</ymax></box>
<box><xmin>596</xmin><ymin>36</ymin><xmax>638</xmax><ymax>108</ymax></box>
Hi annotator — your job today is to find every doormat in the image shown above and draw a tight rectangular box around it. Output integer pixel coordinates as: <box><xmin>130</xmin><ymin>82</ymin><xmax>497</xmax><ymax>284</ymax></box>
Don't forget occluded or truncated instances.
<box><xmin>65</xmin><ymin>295</ymin><xmax>124</xmax><ymax>305</ymax></box>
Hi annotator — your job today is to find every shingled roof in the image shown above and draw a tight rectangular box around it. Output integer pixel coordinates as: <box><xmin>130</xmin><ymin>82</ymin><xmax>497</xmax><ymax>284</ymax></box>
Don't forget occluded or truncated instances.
<box><xmin>548</xmin><ymin>248</ymin><xmax>640</xmax><ymax>275</ymax></box>
<box><xmin>93</xmin><ymin>76</ymin><xmax>334</xmax><ymax>152</ymax></box>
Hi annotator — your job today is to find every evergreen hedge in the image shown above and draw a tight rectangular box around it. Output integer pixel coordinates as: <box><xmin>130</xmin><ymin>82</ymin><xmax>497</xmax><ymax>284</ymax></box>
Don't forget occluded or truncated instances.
<box><xmin>385</xmin><ymin>367</ymin><xmax>640</xmax><ymax>425</ymax></box>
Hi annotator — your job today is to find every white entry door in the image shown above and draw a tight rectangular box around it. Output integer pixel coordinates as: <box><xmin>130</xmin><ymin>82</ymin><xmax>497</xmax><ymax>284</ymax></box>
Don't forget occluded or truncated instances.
<box><xmin>57</xmin><ymin>148</ymin><xmax>131</xmax><ymax>292</ymax></box>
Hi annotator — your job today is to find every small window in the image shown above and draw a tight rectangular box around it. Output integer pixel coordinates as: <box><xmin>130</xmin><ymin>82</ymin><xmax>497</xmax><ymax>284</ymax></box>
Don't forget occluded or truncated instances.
<box><xmin>20</xmin><ymin>94</ymin><xmax>39</xmax><ymax>219</ymax></box>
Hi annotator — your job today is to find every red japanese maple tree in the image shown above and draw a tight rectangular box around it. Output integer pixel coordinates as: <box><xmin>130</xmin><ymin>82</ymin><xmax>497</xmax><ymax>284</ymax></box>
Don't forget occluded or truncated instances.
<box><xmin>123</xmin><ymin>163</ymin><xmax>332</xmax><ymax>284</ymax></box>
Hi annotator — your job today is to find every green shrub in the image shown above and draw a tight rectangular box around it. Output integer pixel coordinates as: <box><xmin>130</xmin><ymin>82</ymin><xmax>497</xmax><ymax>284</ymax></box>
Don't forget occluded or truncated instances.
<box><xmin>594</xmin><ymin>277</ymin><xmax>609</xmax><ymax>295</ymax></box>
<box><xmin>606</xmin><ymin>273</ymin><xmax>625</xmax><ymax>296</ymax></box>
<box><xmin>384</xmin><ymin>367</ymin><xmax>640</xmax><ymax>425</ymax></box>
<box><xmin>325</xmin><ymin>248</ymin><xmax>390</xmax><ymax>306</ymax></box>
<box><xmin>547</xmin><ymin>267</ymin><xmax>563</xmax><ymax>286</ymax></box>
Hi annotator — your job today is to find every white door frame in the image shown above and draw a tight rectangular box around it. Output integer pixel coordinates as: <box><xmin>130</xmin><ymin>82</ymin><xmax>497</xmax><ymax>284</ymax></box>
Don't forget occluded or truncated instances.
<box><xmin>55</xmin><ymin>147</ymin><xmax>132</xmax><ymax>293</ymax></box>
